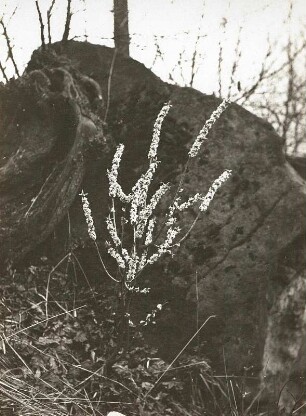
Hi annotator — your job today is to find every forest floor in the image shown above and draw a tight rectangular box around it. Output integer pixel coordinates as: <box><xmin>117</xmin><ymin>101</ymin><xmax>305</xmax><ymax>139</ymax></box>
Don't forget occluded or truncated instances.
<box><xmin>0</xmin><ymin>257</ymin><xmax>303</xmax><ymax>416</ymax></box>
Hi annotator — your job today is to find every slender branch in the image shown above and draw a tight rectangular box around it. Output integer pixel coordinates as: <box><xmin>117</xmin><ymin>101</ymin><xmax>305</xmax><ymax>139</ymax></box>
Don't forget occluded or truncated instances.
<box><xmin>228</xmin><ymin>26</ymin><xmax>242</xmax><ymax>99</ymax></box>
<box><xmin>190</xmin><ymin>7</ymin><xmax>205</xmax><ymax>88</ymax></box>
<box><xmin>104</xmin><ymin>48</ymin><xmax>117</xmax><ymax>123</ymax></box>
<box><xmin>94</xmin><ymin>241</ymin><xmax>120</xmax><ymax>283</ymax></box>
<box><xmin>190</xmin><ymin>32</ymin><xmax>201</xmax><ymax>88</ymax></box>
<box><xmin>35</xmin><ymin>1</ymin><xmax>45</xmax><ymax>49</ymax></box>
<box><xmin>218</xmin><ymin>18</ymin><xmax>227</xmax><ymax>97</ymax></box>
<box><xmin>238</xmin><ymin>40</ymin><xmax>305</xmax><ymax>106</ymax></box>
<box><xmin>47</xmin><ymin>0</ymin><xmax>57</xmax><ymax>44</ymax></box>
<box><xmin>7</xmin><ymin>6</ymin><xmax>18</xmax><ymax>25</ymax></box>
<box><xmin>0</xmin><ymin>18</ymin><xmax>20</xmax><ymax>77</ymax></box>
<box><xmin>151</xmin><ymin>35</ymin><xmax>164</xmax><ymax>69</ymax></box>
<box><xmin>0</xmin><ymin>60</ymin><xmax>8</xmax><ymax>82</ymax></box>
<box><xmin>282</xmin><ymin>36</ymin><xmax>294</xmax><ymax>143</ymax></box>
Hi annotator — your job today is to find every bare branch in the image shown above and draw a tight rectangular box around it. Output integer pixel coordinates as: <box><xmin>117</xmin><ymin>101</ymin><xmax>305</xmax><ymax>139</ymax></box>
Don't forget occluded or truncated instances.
<box><xmin>189</xmin><ymin>11</ymin><xmax>205</xmax><ymax>88</ymax></box>
<box><xmin>217</xmin><ymin>17</ymin><xmax>227</xmax><ymax>97</ymax></box>
<box><xmin>47</xmin><ymin>0</ymin><xmax>56</xmax><ymax>44</ymax></box>
<box><xmin>261</xmin><ymin>40</ymin><xmax>305</xmax><ymax>82</ymax></box>
<box><xmin>0</xmin><ymin>18</ymin><xmax>20</xmax><ymax>77</ymax></box>
<box><xmin>104</xmin><ymin>49</ymin><xmax>118</xmax><ymax>123</ymax></box>
<box><xmin>150</xmin><ymin>35</ymin><xmax>164</xmax><ymax>69</ymax></box>
<box><xmin>228</xmin><ymin>27</ymin><xmax>242</xmax><ymax>99</ymax></box>
<box><xmin>35</xmin><ymin>0</ymin><xmax>46</xmax><ymax>49</ymax></box>
<box><xmin>238</xmin><ymin>45</ymin><xmax>272</xmax><ymax>106</ymax></box>
<box><xmin>7</xmin><ymin>6</ymin><xmax>18</xmax><ymax>25</ymax></box>
<box><xmin>0</xmin><ymin>60</ymin><xmax>9</xmax><ymax>83</ymax></box>
<box><xmin>282</xmin><ymin>38</ymin><xmax>294</xmax><ymax>142</ymax></box>
<box><xmin>189</xmin><ymin>41</ymin><xmax>200</xmax><ymax>88</ymax></box>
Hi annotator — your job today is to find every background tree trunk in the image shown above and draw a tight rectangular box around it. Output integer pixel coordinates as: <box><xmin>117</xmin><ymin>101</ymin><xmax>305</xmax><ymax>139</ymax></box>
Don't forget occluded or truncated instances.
<box><xmin>113</xmin><ymin>0</ymin><xmax>130</xmax><ymax>57</ymax></box>
<box><xmin>62</xmin><ymin>0</ymin><xmax>72</xmax><ymax>42</ymax></box>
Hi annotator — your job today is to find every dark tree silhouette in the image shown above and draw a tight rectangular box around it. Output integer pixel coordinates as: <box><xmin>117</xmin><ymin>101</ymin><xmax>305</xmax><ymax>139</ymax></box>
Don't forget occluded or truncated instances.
<box><xmin>113</xmin><ymin>0</ymin><xmax>130</xmax><ymax>57</ymax></box>
<box><xmin>62</xmin><ymin>0</ymin><xmax>72</xmax><ymax>42</ymax></box>
<box><xmin>35</xmin><ymin>0</ymin><xmax>46</xmax><ymax>49</ymax></box>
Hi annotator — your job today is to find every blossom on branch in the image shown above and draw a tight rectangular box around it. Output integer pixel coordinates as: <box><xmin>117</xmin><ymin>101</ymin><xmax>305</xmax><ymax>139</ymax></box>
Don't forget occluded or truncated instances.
<box><xmin>148</xmin><ymin>101</ymin><xmax>172</xmax><ymax>161</ymax></box>
<box><xmin>199</xmin><ymin>169</ymin><xmax>232</xmax><ymax>212</ymax></box>
<box><xmin>189</xmin><ymin>98</ymin><xmax>231</xmax><ymax>158</ymax></box>
<box><xmin>79</xmin><ymin>190</ymin><xmax>96</xmax><ymax>241</ymax></box>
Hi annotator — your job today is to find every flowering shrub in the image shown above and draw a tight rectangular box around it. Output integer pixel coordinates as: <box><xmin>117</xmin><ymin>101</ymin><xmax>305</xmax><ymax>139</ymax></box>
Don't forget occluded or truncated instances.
<box><xmin>80</xmin><ymin>98</ymin><xmax>232</xmax><ymax>293</ymax></box>
<box><xmin>79</xmin><ymin>98</ymin><xmax>232</xmax><ymax>375</ymax></box>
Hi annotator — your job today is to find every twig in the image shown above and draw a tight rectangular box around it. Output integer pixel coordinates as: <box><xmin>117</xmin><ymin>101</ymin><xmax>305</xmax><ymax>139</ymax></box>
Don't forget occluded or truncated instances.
<box><xmin>104</xmin><ymin>48</ymin><xmax>117</xmax><ymax>123</ymax></box>
<box><xmin>47</xmin><ymin>0</ymin><xmax>57</xmax><ymax>44</ymax></box>
<box><xmin>230</xmin><ymin>379</ymin><xmax>238</xmax><ymax>414</ymax></box>
<box><xmin>151</xmin><ymin>35</ymin><xmax>165</xmax><ymax>69</ymax></box>
<box><xmin>0</xmin><ymin>18</ymin><xmax>20</xmax><ymax>77</ymax></box>
<box><xmin>293</xmin><ymin>402</ymin><xmax>306</xmax><ymax>414</ymax></box>
<box><xmin>223</xmin><ymin>347</ymin><xmax>233</xmax><ymax>412</ymax></box>
<box><xmin>282</xmin><ymin>35</ymin><xmax>294</xmax><ymax>143</ymax></box>
<box><xmin>243</xmin><ymin>386</ymin><xmax>265</xmax><ymax>415</ymax></box>
<box><xmin>228</xmin><ymin>26</ymin><xmax>242</xmax><ymax>99</ymax></box>
<box><xmin>0</xmin><ymin>59</ymin><xmax>8</xmax><ymax>82</ymax></box>
<box><xmin>2</xmin><ymin>334</ymin><xmax>33</xmax><ymax>374</ymax></box>
<box><xmin>6</xmin><ymin>6</ymin><xmax>18</xmax><ymax>25</ymax></box>
<box><xmin>71</xmin><ymin>252</ymin><xmax>96</xmax><ymax>298</ymax></box>
<box><xmin>35</xmin><ymin>0</ymin><xmax>46</xmax><ymax>49</ymax></box>
<box><xmin>45</xmin><ymin>252</ymin><xmax>71</xmax><ymax>320</ymax></box>
<box><xmin>217</xmin><ymin>18</ymin><xmax>228</xmax><ymax>97</ymax></box>
<box><xmin>94</xmin><ymin>241</ymin><xmax>120</xmax><ymax>282</ymax></box>
<box><xmin>189</xmin><ymin>7</ymin><xmax>205</xmax><ymax>88</ymax></box>
<box><xmin>24</xmin><ymin>169</ymin><xmax>55</xmax><ymax>218</ymax></box>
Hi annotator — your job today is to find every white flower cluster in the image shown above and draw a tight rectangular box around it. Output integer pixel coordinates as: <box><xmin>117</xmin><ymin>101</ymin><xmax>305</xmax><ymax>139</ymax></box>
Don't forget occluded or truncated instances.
<box><xmin>130</xmin><ymin>161</ymin><xmax>159</xmax><ymax>224</ymax></box>
<box><xmin>140</xmin><ymin>303</ymin><xmax>163</xmax><ymax>326</ymax></box>
<box><xmin>79</xmin><ymin>190</ymin><xmax>96</xmax><ymax>241</ymax></box>
<box><xmin>98</xmin><ymin>100</ymin><xmax>232</xmax><ymax>291</ymax></box>
<box><xmin>145</xmin><ymin>217</ymin><xmax>156</xmax><ymax>246</ymax></box>
<box><xmin>148</xmin><ymin>102</ymin><xmax>172</xmax><ymax>161</ymax></box>
<box><xmin>126</xmin><ymin>252</ymin><xmax>139</xmax><ymax>282</ymax></box>
<box><xmin>189</xmin><ymin>98</ymin><xmax>231</xmax><ymax>158</ymax></box>
<box><xmin>166</xmin><ymin>193</ymin><xmax>202</xmax><ymax>225</ymax></box>
<box><xmin>106</xmin><ymin>243</ymin><xmax>125</xmax><ymax>269</ymax></box>
<box><xmin>107</xmin><ymin>104</ymin><xmax>173</xmax><ymax>241</ymax></box>
<box><xmin>147</xmin><ymin>226</ymin><xmax>180</xmax><ymax>265</ymax></box>
<box><xmin>121</xmin><ymin>248</ymin><xmax>131</xmax><ymax>264</ymax></box>
<box><xmin>107</xmin><ymin>144</ymin><xmax>131</xmax><ymax>203</ymax></box>
<box><xmin>123</xmin><ymin>249</ymin><xmax>148</xmax><ymax>283</ymax></box>
<box><xmin>138</xmin><ymin>250</ymin><xmax>148</xmax><ymax>271</ymax></box>
<box><xmin>177</xmin><ymin>192</ymin><xmax>203</xmax><ymax>211</ymax></box>
<box><xmin>199</xmin><ymin>169</ymin><xmax>232</xmax><ymax>212</ymax></box>
<box><xmin>135</xmin><ymin>182</ymin><xmax>171</xmax><ymax>239</ymax></box>
<box><xmin>166</xmin><ymin>170</ymin><xmax>232</xmax><ymax>225</ymax></box>
<box><xmin>130</xmin><ymin>286</ymin><xmax>150</xmax><ymax>294</ymax></box>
